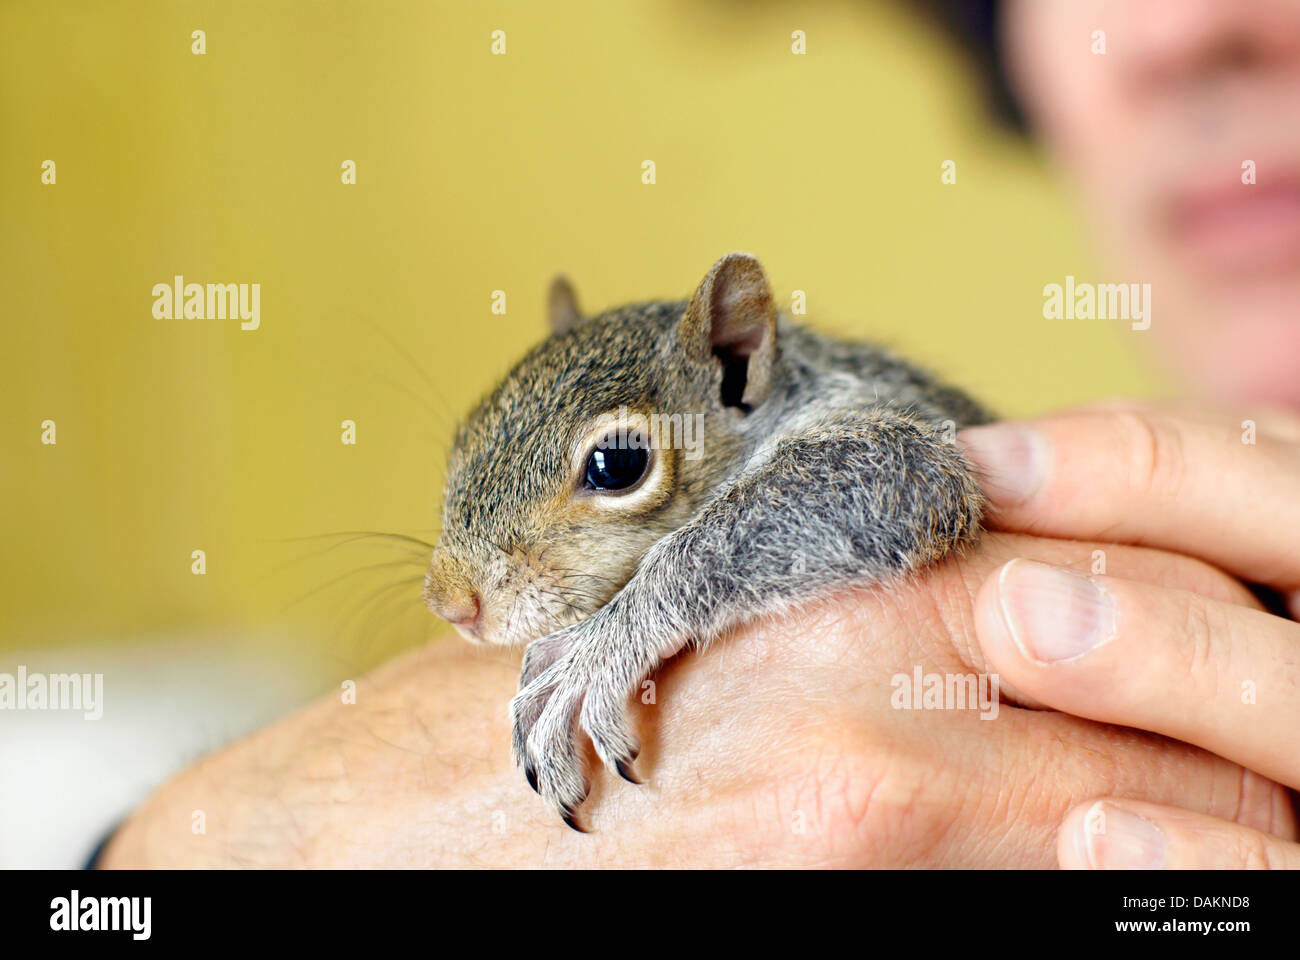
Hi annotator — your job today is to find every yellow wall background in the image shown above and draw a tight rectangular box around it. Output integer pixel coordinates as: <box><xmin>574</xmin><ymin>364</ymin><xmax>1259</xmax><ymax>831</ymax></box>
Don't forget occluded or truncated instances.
<box><xmin>0</xmin><ymin>0</ymin><xmax>1160</xmax><ymax>662</ymax></box>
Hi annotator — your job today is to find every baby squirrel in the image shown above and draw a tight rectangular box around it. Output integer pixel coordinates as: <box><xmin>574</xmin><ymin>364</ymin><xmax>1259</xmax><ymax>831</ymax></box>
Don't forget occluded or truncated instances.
<box><xmin>424</xmin><ymin>252</ymin><xmax>991</xmax><ymax>829</ymax></box>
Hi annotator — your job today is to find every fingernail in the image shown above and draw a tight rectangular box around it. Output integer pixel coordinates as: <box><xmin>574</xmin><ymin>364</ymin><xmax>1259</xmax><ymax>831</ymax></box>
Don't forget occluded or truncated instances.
<box><xmin>1080</xmin><ymin>802</ymin><xmax>1166</xmax><ymax>869</ymax></box>
<box><xmin>958</xmin><ymin>424</ymin><xmax>1046</xmax><ymax>506</ymax></box>
<box><xmin>997</xmin><ymin>559</ymin><xmax>1116</xmax><ymax>662</ymax></box>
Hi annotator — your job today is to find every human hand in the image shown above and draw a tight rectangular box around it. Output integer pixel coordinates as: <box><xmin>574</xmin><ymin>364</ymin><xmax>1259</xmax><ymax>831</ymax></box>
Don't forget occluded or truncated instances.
<box><xmin>101</xmin><ymin>528</ymin><xmax>1294</xmax><ymax>867</ymax></box>
<box><xmin>962</xmin><ymin>402</ymin><xmax>1300</xmax><ymax>867</ymax></box>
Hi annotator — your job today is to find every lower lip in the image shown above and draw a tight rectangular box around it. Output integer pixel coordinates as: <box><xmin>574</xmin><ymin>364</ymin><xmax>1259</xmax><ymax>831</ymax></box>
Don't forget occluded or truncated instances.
<box><xmin>1169</xmin><ymin>184</ymin><xmax>1300</xmax><ymax>274</ymax></box>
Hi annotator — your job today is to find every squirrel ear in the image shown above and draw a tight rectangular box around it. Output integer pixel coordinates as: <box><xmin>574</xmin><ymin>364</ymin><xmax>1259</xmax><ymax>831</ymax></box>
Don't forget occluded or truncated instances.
<box><xmin>682</xmin><ymin>252</ymin><xmax>777</xmax><ymax>410</ymax></box>
<box><xmin>548</xmin><ymin>275</ymin><xmax>582</xmax><ymax>334</ymax></box>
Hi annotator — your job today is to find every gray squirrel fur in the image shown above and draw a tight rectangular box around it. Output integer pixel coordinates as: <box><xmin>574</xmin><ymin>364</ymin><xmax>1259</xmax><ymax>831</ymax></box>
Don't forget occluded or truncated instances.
<box><xmin>423</xmin><ymin>252</ymin><xmax>991</xmax><ymax>829</ymax></box>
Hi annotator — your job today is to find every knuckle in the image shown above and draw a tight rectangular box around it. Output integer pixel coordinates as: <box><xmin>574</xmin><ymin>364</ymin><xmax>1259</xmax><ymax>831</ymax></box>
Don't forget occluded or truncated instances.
<box><xmin>1231</xmin><ymin>768</ymin><xmax>1297</xmax><ymax>838</ymax></box>
<box><xmin>1109</xmin><ymin>409</ymin><xmax>1188</xmax><ymax>502</ymax></box>
<box><xmin>1234</xmin><ymin>829</ymin><xmax>1280</xmax><ymax>869</ymax></box>
<box><xmin>1176</xmin><ymin>594</ymin><xmax>1224</xmax><ymax>703</ymax></box>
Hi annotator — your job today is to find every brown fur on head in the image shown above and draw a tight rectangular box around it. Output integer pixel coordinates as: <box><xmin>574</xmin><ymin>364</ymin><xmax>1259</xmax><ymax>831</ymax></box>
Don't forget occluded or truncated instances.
<box><xmin>423</xmin><ymin>253</ymin><xmax>779</xmax><ymax>645</ymax></box>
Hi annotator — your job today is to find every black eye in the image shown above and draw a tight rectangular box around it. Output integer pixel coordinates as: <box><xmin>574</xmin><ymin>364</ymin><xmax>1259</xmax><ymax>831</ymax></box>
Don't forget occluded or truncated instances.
<box><xmin>584</xmin><ymin>440</ymin><xmax>649</xmax><ymax>491</ymax></box>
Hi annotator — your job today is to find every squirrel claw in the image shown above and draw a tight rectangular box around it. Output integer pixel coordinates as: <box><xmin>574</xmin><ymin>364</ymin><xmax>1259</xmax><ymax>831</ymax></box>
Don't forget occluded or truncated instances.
<box><xmin>615</xmin><ymin>759</ymin><xmax>643</xmax><ymax>785</ymax></box>
<box><xmin>560</xmin><ymin>809</ymin><xmax>587</xmax><ymax>833</ymax></box>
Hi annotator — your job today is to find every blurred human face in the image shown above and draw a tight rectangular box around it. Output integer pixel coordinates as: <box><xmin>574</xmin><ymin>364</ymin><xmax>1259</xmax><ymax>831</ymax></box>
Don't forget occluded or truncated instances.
<box><xmin>1004</xmin><ymin>0</ymin><xmax>1300</xmax><ymax>407</ymax></box>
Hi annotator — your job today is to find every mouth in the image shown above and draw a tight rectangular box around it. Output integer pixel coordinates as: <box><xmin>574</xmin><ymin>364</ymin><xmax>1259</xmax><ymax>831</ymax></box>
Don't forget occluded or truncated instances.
<box><xmin>1163</xmin><ymin>169</ymin><xmax>1300</xmax><ymax>277</ymax></box>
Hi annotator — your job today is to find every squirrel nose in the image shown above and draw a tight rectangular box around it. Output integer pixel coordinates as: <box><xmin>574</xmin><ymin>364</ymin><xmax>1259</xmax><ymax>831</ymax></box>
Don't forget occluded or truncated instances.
<box><xmin>430</xmin><ymin>588</ymin><xmax>480</xmax><ymax>627</ymax></box>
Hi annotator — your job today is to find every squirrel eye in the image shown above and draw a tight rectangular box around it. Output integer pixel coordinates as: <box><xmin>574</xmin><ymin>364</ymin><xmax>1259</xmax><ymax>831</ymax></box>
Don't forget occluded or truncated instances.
<box><xmin>584</xmin><ymin>437</ymin><xmax>649</xmax><ymax>492</ymax></box>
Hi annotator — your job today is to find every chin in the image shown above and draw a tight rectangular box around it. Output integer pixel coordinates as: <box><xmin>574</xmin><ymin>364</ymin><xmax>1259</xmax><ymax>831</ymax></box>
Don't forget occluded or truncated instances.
<box><xmin>1185</xmin><ymin>303</ymin><xmax>1300</xmax><ymax>409</ymax></box>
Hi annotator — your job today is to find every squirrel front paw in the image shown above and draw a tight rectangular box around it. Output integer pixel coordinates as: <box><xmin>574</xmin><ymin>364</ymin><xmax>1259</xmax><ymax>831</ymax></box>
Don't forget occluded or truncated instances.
<box><xmin>509</xmin><ymin>621</ymin><xmax>643</xmax><ymax>830</ymax></box>
<box><xmin>518</xmin><ymin>631</ymin><xmax>576</xmax><ymax>689</ymax></box>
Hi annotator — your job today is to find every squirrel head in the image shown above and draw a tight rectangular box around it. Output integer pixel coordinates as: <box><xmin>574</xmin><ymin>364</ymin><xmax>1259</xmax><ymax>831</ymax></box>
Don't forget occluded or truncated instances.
<box><xmin>424</xmin><ymin>252</ymin><xmax>779</xmax><ymax>645</ymax></box>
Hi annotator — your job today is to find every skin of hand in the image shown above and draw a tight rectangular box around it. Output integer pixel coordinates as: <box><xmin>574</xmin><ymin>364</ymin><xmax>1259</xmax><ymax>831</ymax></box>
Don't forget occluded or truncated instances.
<box><xmin>101</xmin><ymin>526</ymin><xmax>1296</xmax><ymax>868</ymax></box>
<box><xmin>960</xmin><ymin>401</ymin><xmax>1300</xmax><ymax>868</ymax></box>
